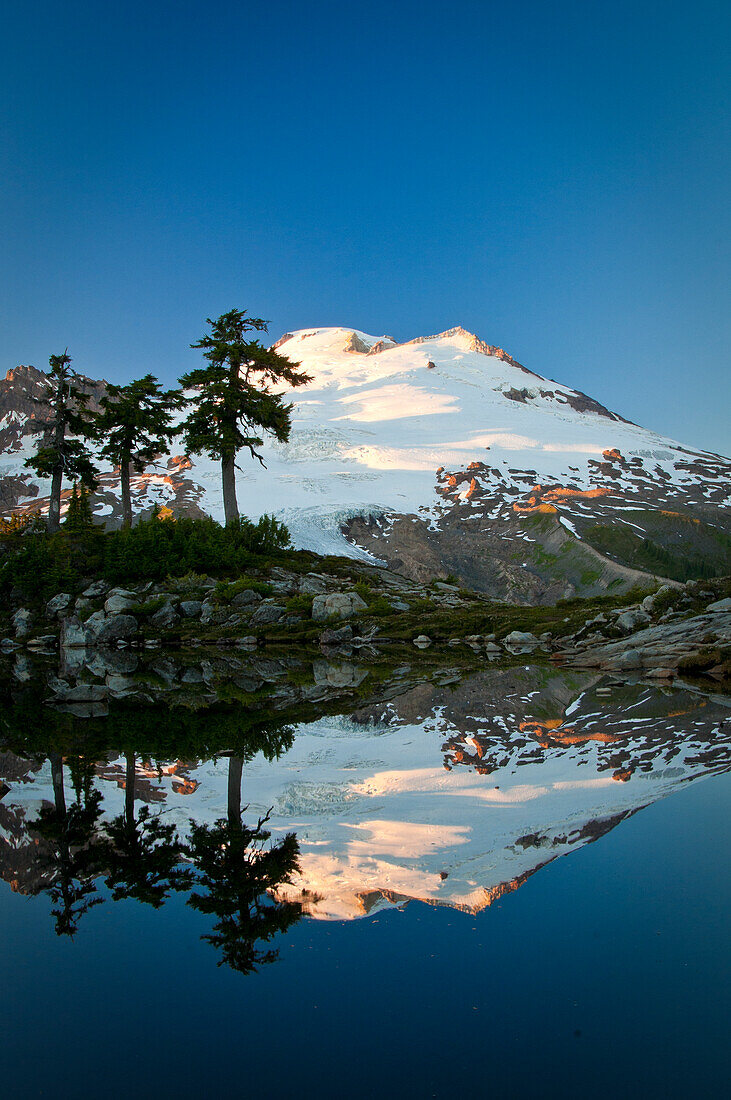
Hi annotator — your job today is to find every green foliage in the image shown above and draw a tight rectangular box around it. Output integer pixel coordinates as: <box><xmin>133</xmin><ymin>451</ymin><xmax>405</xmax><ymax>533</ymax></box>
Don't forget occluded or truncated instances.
<box><xmin>583</xmin><ymin>513</ymin><xmax>731</xmax><ymax>582</ymax></box>
<box><xmin>128</xmin><ymin>595</ymin><xmax>167</xmax><ymax>617</ymax></box>
<box><xmin>285</xmin><ymin>593</ymin><xmax>314</xmax><ymax>615</ymax></box>
<box><xmin>0</xmin><ymin>514</ymin><xmax>292</xmax><ymax>600</ymax></box>
<box><xmin>214</xmin><ymin>576</ymin><xmax>275</xmax><ymax>602</ymax></box>
<box><xmin>93</xmin><ymin>374</ymin><xmax>184</xmax><ymax>474</ymax></box>
<box><xmin>64</xmin><ymin>482</ymin><xmax>94</xmax><ymax>533</ymax></box>
<box><xmin>24</xmin><ymin>351</ymin><xmax>98</xmax><ymax>492</ymax></box>
<box><xmin>179</xmin><ymin>309</ymin><xmax>312</xmax><ymax>465</ymax></box>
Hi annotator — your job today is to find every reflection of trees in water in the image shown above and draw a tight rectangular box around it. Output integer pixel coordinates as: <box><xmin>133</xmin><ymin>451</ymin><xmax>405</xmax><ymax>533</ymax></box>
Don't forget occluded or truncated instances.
<box><xmin>31</xmin><ymin>754</ymin><xmax>106</xmax><ymax>936</ymax></box>
<box><xmin>102</xmin><ymin>751</ymin><xmax>192</xmax><ymax>908</ymax></box>
<box><xmin>25</xmin><ymin>729</ymin><xmax>302</xmax><ymax>972</ymax></box>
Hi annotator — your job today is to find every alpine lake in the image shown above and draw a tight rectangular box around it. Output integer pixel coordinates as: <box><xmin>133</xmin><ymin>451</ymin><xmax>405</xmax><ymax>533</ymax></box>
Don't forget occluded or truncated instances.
<box><xmin>1</xmin><ymin>641</ymin><xmax>729</xmax><ymax>1100</ymax></box>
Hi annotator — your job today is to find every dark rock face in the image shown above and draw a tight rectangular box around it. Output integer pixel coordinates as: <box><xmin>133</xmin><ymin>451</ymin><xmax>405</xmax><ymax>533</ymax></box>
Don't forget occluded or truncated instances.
<box><xmin>94</xmin><ymin>614</ymin><xmax>138</xmax><ymax>645</ymax></box>
<box><xmin>250</xmin><ymin>603</ymin><xmax>286</xmax><ymax>626</ymax></box>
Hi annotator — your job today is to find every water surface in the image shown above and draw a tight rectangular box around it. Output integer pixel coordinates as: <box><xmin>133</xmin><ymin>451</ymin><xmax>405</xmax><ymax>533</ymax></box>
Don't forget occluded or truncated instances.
<box><xmin>1</xmin><ymin>654</ymin><xmax>728</xmax><ymax>1098</ymax></box>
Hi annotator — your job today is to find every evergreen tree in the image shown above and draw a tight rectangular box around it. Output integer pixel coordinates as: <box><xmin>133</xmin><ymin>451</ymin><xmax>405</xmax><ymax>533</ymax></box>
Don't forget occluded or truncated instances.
<box><xmin>94</xmin><ymin>374</ymin><xmax>185</xmax><ymax>528</ymax></box>
<box><xmin>179</xmin><ymin>309</ymin><xmax>311</xmax><ymax>525</ymax></box>
<box><xmin>24</xmin><ymin>351</ymin><xmax>98</xmax><ymax>533</ymax></box>
<box><xmin>63</xmin><ymin>481</ymin><xmax>94</xmax><ymax>533</ymax></box>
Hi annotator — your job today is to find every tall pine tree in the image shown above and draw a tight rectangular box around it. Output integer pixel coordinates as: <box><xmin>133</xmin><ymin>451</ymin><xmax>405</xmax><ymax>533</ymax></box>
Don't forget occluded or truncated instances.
<box><xmin>179</xmin><ymin>310</ymin><xmax>311</xmax><ymax>525</ymax></box>
<box><xmin>25</xmin><ymin>351</ymin><xmax>98</xmax><ymax>532</ymax></box>
<box><xmin>93</xmin><ymin>374</ymin><xmax>184</xmax><ymax>528</ymax></box>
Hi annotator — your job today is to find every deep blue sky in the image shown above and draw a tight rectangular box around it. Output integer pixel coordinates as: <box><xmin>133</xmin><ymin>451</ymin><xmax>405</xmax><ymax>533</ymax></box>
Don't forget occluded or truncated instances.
<box><xmin>1</xmin><ymin>0</ymin><xmax>729</xmax><ymax>453</ymax></box>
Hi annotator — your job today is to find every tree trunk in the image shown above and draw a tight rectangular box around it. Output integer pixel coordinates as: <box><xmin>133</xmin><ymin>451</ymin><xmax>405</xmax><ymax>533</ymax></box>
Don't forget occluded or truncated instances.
<box><xmin>48</xmin><ymin>465</ymin><xmax>63</xmax><ymax>533</ymax></box>
<box><xmin>50</xmin><ymin>753</ymin><xmax>67</xmax><ymax>817</ymax></box>
<box><xmin>227</xmin><ymin>756</ymin><xmax>244</xmax><ymax>829</ymax></box>
<box><xmin>121</xmin><ymin>461</ymin><xmax>133</xmax><ymax>529</ymax></box>
<box><xmin>221</xmin><ymin>453</ymin><xmax>239</xmax><ymax>526</ymax></box>
<box><xmin>125</xmin><ymin>752</ymin><xmax>136</xmax><ymax>826</ymax></box>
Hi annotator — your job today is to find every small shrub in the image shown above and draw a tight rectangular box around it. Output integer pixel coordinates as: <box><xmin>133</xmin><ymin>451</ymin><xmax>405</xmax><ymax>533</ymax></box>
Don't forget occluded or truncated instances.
<box><xmin>286</xmin><ymin>593</ymin><xmax>314</xmax><ymax>615</ymax></box>
<box><xmin>214</xmin><ymin>576</ymin><xmax>274</xmax><ymax>602</ymax></box>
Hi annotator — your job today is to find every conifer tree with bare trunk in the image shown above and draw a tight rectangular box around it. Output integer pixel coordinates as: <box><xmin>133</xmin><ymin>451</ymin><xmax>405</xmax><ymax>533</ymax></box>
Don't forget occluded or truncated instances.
<box><xmin>179</xmin><ymin>310</ymin><xmax>311</xmax><ymax>526</ymax></box>
<box><xmin>24</xmin><ymin>351</ymin><xmax>98</xmax><ymax>532</ymax></box>
<box><xmin>93</xmin><ymin>374</ymin><xmax>184</xmax><ymax>528</ymax></box>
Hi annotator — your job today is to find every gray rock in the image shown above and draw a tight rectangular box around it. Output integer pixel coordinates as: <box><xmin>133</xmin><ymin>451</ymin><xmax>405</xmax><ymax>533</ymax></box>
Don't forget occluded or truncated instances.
<box><xmin>320</xmin><ymin>624</ymin><xmax>354</xmax><ymax>646</ymax></box>
<box><xmin>106</xmin><ymin>673</ymin><xmax>137</xmax><ymax>694</ymax></box>
<box><xmin>616</xmin><ymin>608</ymin><xmax>651</xmax><ymax>634</ymax></box>
<box><xmin>413</xmin><ymin>634</ymin><xmax>431</xmax><ymax>648</ymax></box>
<box><xmin>46</xmin><ymin>593</ymin><xmax>73</xmax><ymax>619</ymax></box>
<box><xmin>83</xmin><ymin>580</ymin><xmax>108</xmax><ymax>598</ymax></box>
<box><xmin>312</xmin><ymin>660</ymin><xmax>369</xmax><ymax>688</ymax></box>
<box><xmin>12</xmin><ymin>608</ymin><xmax>33</xmax><ymax>638</ymax></box>
<box><xmin>0</xmin><ymin>638</ymin><xmax>19</xmax><ymax>652</ymax></box>
<box><xmin>231</xmin><ymin>589</ymin><xmax>262</xmax><ymax>608</ymax></box>
<box><xmin>707</xmin><ymin>598</ymin><xmax>731</xmax><ymax>613</ymax></box>
<box><xmin>60</xmin><ymin>616</ymin><xmax>90</xmax><ymax>649</ymax></box>
<box><xmin>180</xmin><ymin>600</ymin><xmax>203</xmax><ymax>618</ymax></box>
<box><xmin>433</xmin><ymin>582</ymin><xmax>459</xmax><ymax>593</ymax></box>
<box><xmin>484</xmin><ymin>642</ymin><xmax>502</xmax><ymax>654</ymax></box>
<box><xmin>104</xmin><ymin>590</ymin><xmax>137</xmax><ymax>613</ymax></box>
<box><xmin>299</xmin><ymin>573</ymin><xmax>329</xmax><ymax>595</ymax></box>
<box><xmin>312</xmin><ymin>592</ymin><xmax>368</xmax><ymax>622</ymax></box>
<box><xmin>181</xmin><ymin>667</ymin><xmax>204</xmax><ymax>683</ymax></box>
<box><xmin>26</xmin><ymin>635</ymin><xmax>57</xmax><ymax>650</ymax></box>
<box><xmin>51</xmin><ymin>681</ymin><xmax>108</xmax><ymax>703</ymax></box>
<box><xmin>250</xmin><ymin>603</ymin><xmax>286</xmax><ymax>626</ymax></box>
<box><xmin>150</xmin><ymin>601</ymin><xmax>180</xmax><ymax>630</ymax></box>
<box><xmin>389</xmin><ymin>599</ymin><xmax>410</xmax><ymax>611</ymax></box>
<box><xmin>201</xmin><ymin>599</ymin><xmax>227</xmax><ymax>626</ymax></box>
<box><xmin>606</xmin><ymin>650</ymin><xmax>644</xmax><ymax>670</ymax></box>
<box><xmin>504</xmin><ymin>630</ymin><xmax>539</xmax><ymax>646</ymax></box>
<box><xmin>75</xmin><ymin>597</ymin><xmax>92</xmax><ymax>614</ymax></box>
<box><xmin>94</xmin><ymin>614</ymin><xmax>138</xmax><ymax>645</ymax></box>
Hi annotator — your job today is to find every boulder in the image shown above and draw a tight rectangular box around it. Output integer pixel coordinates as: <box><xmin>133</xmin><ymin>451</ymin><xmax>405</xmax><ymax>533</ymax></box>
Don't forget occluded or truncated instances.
<box><xmin>46</xmin><ymin>593</ymin><xmax>73</xmax><ymax>619</ymax></box>
<box><xmin>104</xmin><ymin>590</ymin><xmax>137</xmax><ymax>613</ymax></box>
<box><xmin>616</xmin><ymin>608</ymin><xmax>651</xmax><ymax>634</ymax></box>
<box><xmin>311</xmin><ymin>592</ymin><xmax>368</xmax><ymax>622</ymax></box>
<box><xmin>299</xmin><ymin>573</ymin><xmax>329</xmax><ymax>595</ymax></box>
<box><xmin>12</xmin><ymin>608</ymin><xmax>33</xmax><ymax>638</ymax></box>
<box><xmin>413</xmin><ymin>634</ymin><xmax>431</xmax><ymax>648</ymax></box>
<box><xmin>94</xmin><ymin>614</ymin><xmax>138</xmax><ymax>645</ymax></box>
<box><xmin>83</xmin><ymin>580</ymin><xmax>108</xmax><ymax>598</ymax></box>
<box><xmin>201</xmin><ymin>599</ymin><xmax>228</xmax><ymax>626</ymax></box>
<box><xmin>60</xmin><ymin>616</ymin><xmax>90</xmax><ymax>648</ymax></box>
<box><xmin>250</xmin><ymin>603</ymin><xmax>286</xmax><ymax>626</ymax></box>
<box><xmin>231</xmin><ymin>589</ymin><xmax>262</xmax><ymax>608</ymax></box>
<box><xmin>180</xmin><ymin>600</ymin><xmax>203</xmax><ymax>618</ymax></box>
<box><xmin>150</xmin><ymin>601</ymin><xmax>180</xmax><ymax>630</ymax></box>
<box><xmin>707</xmin><ymin>598</ymin><xmax>731</xmax><ymax>613</ymax></box>
<box><xmin>504</xmin><ymin>630</ymin><xmax>539</xmax><ymax>646</ymax></box>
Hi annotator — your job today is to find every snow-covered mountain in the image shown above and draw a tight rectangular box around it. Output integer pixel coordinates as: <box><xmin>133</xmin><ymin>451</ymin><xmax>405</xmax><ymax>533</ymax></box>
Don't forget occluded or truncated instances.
<box><xmin>2</xmin><ymin>327</ymin><xmax>729</xmax><ymax>600</ymax></box>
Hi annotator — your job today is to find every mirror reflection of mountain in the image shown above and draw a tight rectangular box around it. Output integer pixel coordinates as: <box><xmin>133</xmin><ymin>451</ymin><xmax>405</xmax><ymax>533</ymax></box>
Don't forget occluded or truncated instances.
<box><xmin>1</xmin><ymin>651</ymin><xmax>728</xmax><ymax>947</ymax></box>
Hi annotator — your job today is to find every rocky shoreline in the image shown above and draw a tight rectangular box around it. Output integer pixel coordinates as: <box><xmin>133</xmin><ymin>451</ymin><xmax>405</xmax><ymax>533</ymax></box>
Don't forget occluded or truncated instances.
<box><xmin>2</xmin><ymin>558</ymin><xmax>729</xmax><ymax>691</ymax></box>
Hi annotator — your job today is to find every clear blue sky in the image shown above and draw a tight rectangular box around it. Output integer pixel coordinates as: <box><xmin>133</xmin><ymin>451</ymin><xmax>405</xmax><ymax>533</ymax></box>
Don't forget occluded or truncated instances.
<box><xmin>1</xmin><ymin>0</ymin><xmax>729</xmax><ymax>454</ymax></box>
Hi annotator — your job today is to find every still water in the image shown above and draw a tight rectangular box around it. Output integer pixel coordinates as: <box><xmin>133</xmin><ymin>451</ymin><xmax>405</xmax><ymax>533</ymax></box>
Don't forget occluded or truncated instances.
<box><xmin>1</xmin><ymin>651</ymin><xmax>729</xmax><ymax>1098</ymax></box>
